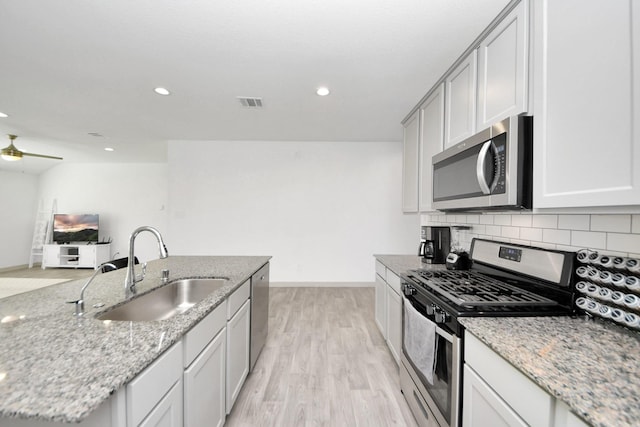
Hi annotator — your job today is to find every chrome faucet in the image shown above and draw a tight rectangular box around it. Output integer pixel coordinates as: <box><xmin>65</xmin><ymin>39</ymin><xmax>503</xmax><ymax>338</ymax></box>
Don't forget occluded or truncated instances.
<box><xmin>69</xmin><ymin>262</ymin><xmax>117</xmax><ymax>316</ymax></box>
<box><xmin>124</xmin><ymin>226</ymin><xmax>169</xmax><ymax>298</ymax></box>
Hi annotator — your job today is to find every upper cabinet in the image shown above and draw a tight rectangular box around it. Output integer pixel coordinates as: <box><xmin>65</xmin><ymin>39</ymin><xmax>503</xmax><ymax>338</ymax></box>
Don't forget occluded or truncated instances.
<box><xmin>402</xmin><ymin>112</ymin><xmax>420</xmax><ymax>213</ymax></box>
<box><xmin>444</xmin><ymin>51</ymin><xmax>477</xmax><ymax>148</ymax></box>
<box><xmin>418</xmin><ymin>83</ymin><xmax>445</xmax><ymax>212</ymax></box>
<box><xmin>477</xmin><ymin>0</ymin><xmax>528</xmax><ymax>130</ymax></box>
<box><xmin>532</xmin><ymin>0</ymin><xmax>640</xmax><ymax>208</ymax></box>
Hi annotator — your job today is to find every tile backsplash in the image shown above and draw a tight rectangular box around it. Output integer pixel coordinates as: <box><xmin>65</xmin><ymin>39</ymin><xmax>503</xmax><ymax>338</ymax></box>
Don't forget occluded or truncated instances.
<box><xmin>422</xmin><ymin>213</ymin><xmax>640</xmax><ymax>257</ymax></box>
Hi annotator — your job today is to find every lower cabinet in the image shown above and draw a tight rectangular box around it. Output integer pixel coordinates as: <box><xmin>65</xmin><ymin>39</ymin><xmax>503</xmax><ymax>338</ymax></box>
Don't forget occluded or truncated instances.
<box><xmin>463</xmin><ymin>365</ymin><xmax>527</xmax><ymax>427</ymax></box>
<box><xmin>226</xmin><ymin>299</ymin><xmax>251</xmax><ymax>414</ymax></box>
<box><xmin>374</xmin><ymin>260</ymin><xmax>403</xmax><ymax>366</ymax></box>
<box><xmin>386</xmin><ymin>282</ymin><xmax>402</xmax><ymax>365</ymax></box>
<box><xmin>463</xmin><ymin>331</ymin><xmax>589</xmax><ymax>427</ymax></box>
<box><xmin>127</xmin><ymin>342</ymin><xmax>183</xmax><ymax>427</ymax></box>
<box><xmin>375</xmin><ymin>273</ymin><xmax>387</xmax><ymax>339</ymax></box>
<box><xmin>184</xmin><ymin>328</ymin><xmax>226</xmax><ymax>427</ymax></box>
<box><xmin>139</xmin><ymin>379</ymin><xmax>183</xmax><ymax>427</ymax></box>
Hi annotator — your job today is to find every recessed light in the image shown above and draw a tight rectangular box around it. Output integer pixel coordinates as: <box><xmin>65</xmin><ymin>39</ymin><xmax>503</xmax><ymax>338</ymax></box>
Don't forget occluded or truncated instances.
<box><xmin>154</xmin><ymin>87</ymin><xmax>170</xmax><ymax>96</ymax></box>
<box><xmin>0</xmin><ymin>112</ymin><xmax>8</xmax><ymax>118</ymax></box>
<box><xmin>104</xmin><ymin>147</ymin><xmax>114</xmax><ymax>152</ymax></box>
<box><xmin>316</xmin><ymin>87</ymin><xmax>330</xmax><ymax>96</ymax></box>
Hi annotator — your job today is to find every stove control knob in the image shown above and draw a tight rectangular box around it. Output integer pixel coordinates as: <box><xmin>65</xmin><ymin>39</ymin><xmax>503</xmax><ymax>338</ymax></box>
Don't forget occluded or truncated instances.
<box><xmin>402</xmin><ymin>284</ymin><xmax>416</xmax><ymax>296</ymax></box>
<box><xmin>426</xmin><ymin>304</ymin><xmax>435</xmax><ymax>316</ymax></box>
<box><xmin>434</xmin><ymin>308</ymin><xmax>450</xmax><ymax>324</ymax></box>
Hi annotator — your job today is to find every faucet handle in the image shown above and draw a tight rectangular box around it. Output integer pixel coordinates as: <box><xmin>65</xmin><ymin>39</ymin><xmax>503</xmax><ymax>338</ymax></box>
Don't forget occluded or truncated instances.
<box><xmin>135</xmin><ymin>262</ymin><xmax>147</xmax><ymax>282</ymax></box>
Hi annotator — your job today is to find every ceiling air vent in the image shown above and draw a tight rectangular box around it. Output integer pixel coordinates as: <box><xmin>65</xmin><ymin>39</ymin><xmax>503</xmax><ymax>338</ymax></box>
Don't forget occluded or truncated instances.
<box><xmin>237</xmin><ymin>97</ymin><xmax>263</xmax><ymax>108</ymax></box>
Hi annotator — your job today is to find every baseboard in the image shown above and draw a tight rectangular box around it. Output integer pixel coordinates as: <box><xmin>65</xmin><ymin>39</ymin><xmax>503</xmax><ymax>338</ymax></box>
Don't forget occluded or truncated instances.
<box><xmin>0</xmin><ymin>264</ymin><xmax>30</xmax><ymax>273</ymax></box>
<box><xmin>270</xmin><ymin>282</ymin><xmax>374</xmax><ymax>288</ymax></box>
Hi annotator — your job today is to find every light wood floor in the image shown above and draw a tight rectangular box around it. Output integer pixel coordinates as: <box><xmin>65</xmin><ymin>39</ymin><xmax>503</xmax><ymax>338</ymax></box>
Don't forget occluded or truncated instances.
<box><xmin>226</xmin><ymin>287</ymin><xmax>418</xmax><ymax>427</ymax></box>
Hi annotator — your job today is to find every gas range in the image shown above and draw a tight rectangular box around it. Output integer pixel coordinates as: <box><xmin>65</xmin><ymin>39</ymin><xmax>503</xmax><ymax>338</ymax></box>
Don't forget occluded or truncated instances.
<box><xmin>399</xmin><ymin>239</ymin><xmax>576</xmax><ymax>427</ymax></box>
<box><xmin>401</xmin><ymin>239</ymin><xmax>576</xmax><ymax>325</ymax></box>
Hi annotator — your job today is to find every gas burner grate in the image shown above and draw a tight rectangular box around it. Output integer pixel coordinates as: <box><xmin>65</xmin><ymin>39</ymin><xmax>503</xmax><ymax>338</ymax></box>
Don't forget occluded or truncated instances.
<box><xmin>407</xmin><ymin>269</ymin><xmax>557</xmax><ymax>307</ymax></box>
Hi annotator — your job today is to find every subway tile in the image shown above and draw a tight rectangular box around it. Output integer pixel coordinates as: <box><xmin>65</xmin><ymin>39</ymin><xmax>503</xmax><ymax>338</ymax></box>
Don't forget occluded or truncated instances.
<box><xmin>485</xmin><ymin>225</ymin><xmax>501</xmax><ymax>236</ymax></box>
<box><xmin>536</xmin><ymin>242</ymin><xmax>558</xmax><ymax>250</ymax></box>
<box><xmin>632</xmin><ymin>215</ymin><xmax>640</xmax><ymax>234</ymax></box>
<box><xmin>542</xmin><ymin>229</ymin><xmax>571</xmax><ymax>245</ymax></box>
<box><xmin>510</xmin><ymin>239</ymin><xmax>530</xmax><ymax>246</ymax></box>
<box><xmin>520</xmin><ymin>227</ymin><xmax>543</xmax><ymax>242</ymax></box>
<box><xmin>591</xmin><ymin>215</ymin><xmax>631</xmax><ymax>233</ymax></box>
<box><xmin>501</xmin><ymin>226</ymin><xmax>520</xmax><ymax>239</ymax></box>
<box><xmin>494</xmin><ymin>215</ymin><xmax>512</xmax><ymax>226</ymax></box>
<box><xmin>471</xmin><ymin>224</ymin><xmax>486</xmax><ymax>235</ymax></box>
<box><xmin>455</xmin><ymin>215</ymin><xmax>467</xmax><ymax>224</ymax></box>
<box><xmin>571</xmin><ymin>231</ymin><xmax>607</xmax><ymax>249</ymax></box>
<box><xmin>556</xmin><ymin>244</ymin><xmax>583</xmax><ymax>252</ymax></box>
<box><xmin>466</xmin><ymin>214</ymin><xmax>480</xmax><ymax>224</ymax></box>
<box><xmin>511</xmin><ymin>214</ymin><xmax>532</xmax><ymax>227</ymax></box>
<box><xmin>607</xmin><ymin>233</ymin><xmax>640</xmax><ymax>253</ymax></box>
<box><xmin>558</xmin><ymin>215</ymin><xmax>590</xmax><ymax>231</ymax></box>
<box><xmin>480</xmin><ymin>215</ymin><xmax>494</xmax><ymax>225</ymax></box>
<box><xmin>532</xmin><ymin>214</ymin><xmax>558</xmax><ymax>229</ymax></box>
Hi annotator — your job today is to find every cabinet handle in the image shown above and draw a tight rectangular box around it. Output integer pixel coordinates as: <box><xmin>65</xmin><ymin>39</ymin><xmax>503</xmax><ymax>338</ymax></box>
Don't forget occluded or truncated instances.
<box><xmin>413</xmin><ymin>390</ymin><xmax>429</xmax><ymax>420</ymax></box>
<box><xmin>260</xmin><ymin>276</ymin><xmax>265</xmax><ymax>280</ymax></box>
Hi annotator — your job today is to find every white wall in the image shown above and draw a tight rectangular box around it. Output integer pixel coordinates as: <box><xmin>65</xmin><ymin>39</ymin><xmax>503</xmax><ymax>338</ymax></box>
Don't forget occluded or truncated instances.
<box><xmin>37</xmin><ymin>163</ymin><xmax>169</xmax><ymax>263</ymax></box>
<box><xmin>0</xmin><ymin>170</ymin><xmax>38</xmax><ymax>269</ymax></box>
<box><xmin>168</xmin><ymin>140</ymin><xmax>418</xmax><ymax>282</ymax></box>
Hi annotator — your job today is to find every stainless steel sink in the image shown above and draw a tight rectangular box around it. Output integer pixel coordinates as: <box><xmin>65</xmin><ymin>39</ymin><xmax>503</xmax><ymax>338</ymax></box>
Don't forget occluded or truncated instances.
<box><xmin>96</xmin><ymin>278</ymin><xmax>227</xmax><ymax>321</ymax></box>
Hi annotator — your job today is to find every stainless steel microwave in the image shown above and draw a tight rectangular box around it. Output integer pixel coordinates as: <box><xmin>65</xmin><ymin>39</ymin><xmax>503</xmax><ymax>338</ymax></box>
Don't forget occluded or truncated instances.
<box><xmin>432</xmin><ymin>115</ymin><xmax>532</xmax><ymax>211</ymax></box>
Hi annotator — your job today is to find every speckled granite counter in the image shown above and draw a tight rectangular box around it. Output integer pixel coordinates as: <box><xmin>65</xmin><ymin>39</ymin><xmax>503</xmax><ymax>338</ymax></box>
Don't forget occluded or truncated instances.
<box><xmin>461</xmin><ymin>317</ymin><xmax>640</xmax><ymax>427</ymax></box>
<box><xmin>0</xmin><ymin>256</ymin><xmax>270</xmax><ymax>423</ymax></box>
<box><xmin>374</xmin><ymin>254</ymin><xmax>445</xmax><ymax>276</ymax></box>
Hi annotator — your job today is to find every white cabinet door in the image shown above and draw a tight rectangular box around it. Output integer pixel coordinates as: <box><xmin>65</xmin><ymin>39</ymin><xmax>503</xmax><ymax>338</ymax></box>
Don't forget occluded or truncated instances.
<box><xmin>445</xmin><ymin>51</ymin><xmax>477</xmax><ymax>148</ymax></box>
<box><xmin>554</xmin><ymin>401</ymin><xmax>589</xmax><ymax>427</ymax></box>
<box><xmin>139</xmin><ymin>379</ymin><xmax>183</xmax><ymax>427</ymax></box>
<box><xmin>184</xmin><ymin>328</ymin><xmax>226</xmax><ymax>427</ymax></box>
<box><xmin>374</xmin><ymin>274</ymin><xmax>387</xmax><ymax>339</ymax></box>
<box><xmin>533</xmin><ymin>0</ymin><xmax>640</xmax><ymax>208</ymax></box>
<box><xmin>226</xmin><ymin>299</ymin><xmax>250</xmax><ymax>414</ymax></box>
<box><xmin>463</xmin><ymin>365</ymin><xmax>528</xmax><ymax>427</ymax></box>
<box><xmin>42</xmin><ymin>245</ymin><xmax>58</xmax><ymax>268</ymax></box>
<box><xmin>402</xmin><ymin>111</ymin><xmax>420</xmax><ymax>212</ymax></box>
<box><xmin>127</xmin><ymin>343</ymin><xmax>183</xmax><ymax>427</ymax></box>
<box><xmin>78</xmin><ymin>245</ymin><xmax>97</xmax><ymax>268</ymax></box>
<box><xmin>385</xmin><ymin>285</ymin><xmax>402</xmax><ymax>366</ymax></box>
<box><xmin>477</xmin><ymin>0</ymin><xmax>528</xmax><ymax>129</ymax></box>
<box><xmin>418</xmin><ymin>83</ymin><xmax>445</xmax><ymax>212</ymax></box>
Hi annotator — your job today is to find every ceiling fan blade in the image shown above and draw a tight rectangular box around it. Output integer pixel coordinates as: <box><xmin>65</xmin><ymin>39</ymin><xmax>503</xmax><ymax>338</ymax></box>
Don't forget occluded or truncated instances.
<box><xmin>22</xmin><ymin>151</ymin><xmax>63</xmax><ymax>160</ymax></box>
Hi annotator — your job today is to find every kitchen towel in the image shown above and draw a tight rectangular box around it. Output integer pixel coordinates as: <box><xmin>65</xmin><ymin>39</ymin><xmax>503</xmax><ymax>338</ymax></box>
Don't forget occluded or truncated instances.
<box><xmin>404</xmin><ymin>299</ymin><xmax>437</xmax><ymax>385</ymax></box>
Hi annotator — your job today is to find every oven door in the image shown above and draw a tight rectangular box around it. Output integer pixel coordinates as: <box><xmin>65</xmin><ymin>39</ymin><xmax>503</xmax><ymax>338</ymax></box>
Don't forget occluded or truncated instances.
<box><xmin>401</xmin><ymin>294</ymin><xmax>461</xmax><ymax>427</ymax></box>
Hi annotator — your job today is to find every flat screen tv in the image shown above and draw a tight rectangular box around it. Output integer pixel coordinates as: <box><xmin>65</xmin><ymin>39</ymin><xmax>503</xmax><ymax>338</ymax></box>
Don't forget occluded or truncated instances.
<box><xmin>52</xmin><ymin>214</ymin><xmax>99</xmax><ymax>244</ymax></box>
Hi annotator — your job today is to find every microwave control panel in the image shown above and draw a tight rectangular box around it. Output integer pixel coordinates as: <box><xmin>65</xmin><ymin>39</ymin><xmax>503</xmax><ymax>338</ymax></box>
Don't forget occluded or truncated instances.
<box><xmin>491</xmin><ymin>133</ymin><xmax>507</xmax><ymax>194</ymax></box>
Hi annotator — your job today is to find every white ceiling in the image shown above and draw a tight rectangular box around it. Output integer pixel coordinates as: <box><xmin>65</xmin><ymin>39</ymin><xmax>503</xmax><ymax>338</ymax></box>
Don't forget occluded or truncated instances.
<box><xmin>0</xmin><ymin>0</ymin><xmax>510</xmax><ymax>174</ymax></box>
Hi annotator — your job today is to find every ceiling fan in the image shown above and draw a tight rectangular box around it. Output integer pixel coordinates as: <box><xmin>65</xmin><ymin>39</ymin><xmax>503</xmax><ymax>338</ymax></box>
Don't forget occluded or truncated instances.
<box><xmin>1</xmin><ymin>134</ymin><xmax>63</xmax><ymax>161</ymax></box>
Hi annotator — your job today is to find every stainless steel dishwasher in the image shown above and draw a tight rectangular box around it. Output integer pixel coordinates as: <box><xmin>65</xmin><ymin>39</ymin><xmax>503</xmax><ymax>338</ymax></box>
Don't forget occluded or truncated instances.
<box><xmin>250</xmin><ymin>263</ymin><xmax>269</xmax><ymax>372</ymax></box>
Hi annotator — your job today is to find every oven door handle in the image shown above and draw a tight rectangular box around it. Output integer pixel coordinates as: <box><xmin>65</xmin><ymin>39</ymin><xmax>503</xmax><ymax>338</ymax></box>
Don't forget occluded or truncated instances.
<box><xmin>403</xmin><ymin>295</ymin><xmax>455</xmax><ymax>344</ymax></box>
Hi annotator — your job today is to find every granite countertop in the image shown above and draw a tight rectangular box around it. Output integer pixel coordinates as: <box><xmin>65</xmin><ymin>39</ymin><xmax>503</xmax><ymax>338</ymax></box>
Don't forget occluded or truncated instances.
<box><xmin>374</xmin><ymin>254</ymin><xmax>446</xmax><ymax>276</ymax></box>
<box><xmin>0</xmin><ymin>256</ymin><xmax>270</xmax><ymax>423</ymax></box>
<box><xmin>461</xmin><ymin>317</ymin><xmax>640</xmax><ymax>427</ymax></box>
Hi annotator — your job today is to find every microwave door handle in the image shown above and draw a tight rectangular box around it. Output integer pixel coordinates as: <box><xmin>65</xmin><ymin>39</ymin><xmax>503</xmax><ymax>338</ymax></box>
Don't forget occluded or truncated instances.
<box><xmin>476</xmin><ymin>140</ymin><xmax>493</xmax><ymax>194</ymax></box>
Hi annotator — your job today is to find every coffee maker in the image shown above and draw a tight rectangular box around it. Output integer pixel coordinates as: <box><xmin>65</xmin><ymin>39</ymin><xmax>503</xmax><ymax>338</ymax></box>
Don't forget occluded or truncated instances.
<box><xmin>419</xmin><ymin>226</ymin><xmax>451</xmax><ymax>264</ymax></box>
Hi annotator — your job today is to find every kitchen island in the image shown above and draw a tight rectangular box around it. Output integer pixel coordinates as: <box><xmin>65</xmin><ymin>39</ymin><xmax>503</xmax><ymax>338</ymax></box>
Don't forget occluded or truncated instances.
<box><xmin>0</xmin><ymin>256</ymin><xmax>270</xmax><ymax>424</ymax></box>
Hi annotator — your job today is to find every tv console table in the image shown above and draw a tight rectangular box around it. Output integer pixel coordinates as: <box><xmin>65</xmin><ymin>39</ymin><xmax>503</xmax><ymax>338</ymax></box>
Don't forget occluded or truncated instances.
<box><xmin>42</xmin><ymin>244</ymin><xmax>111</xmax><ymax>269</ymax></box>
